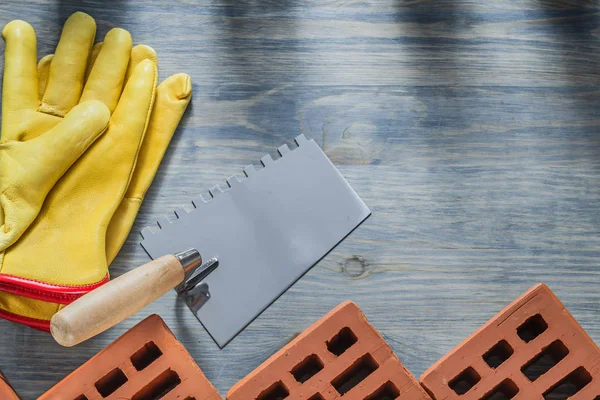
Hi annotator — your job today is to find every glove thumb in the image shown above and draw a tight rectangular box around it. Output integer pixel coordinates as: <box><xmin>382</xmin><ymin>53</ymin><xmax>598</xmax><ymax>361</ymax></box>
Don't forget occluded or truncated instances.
<box><xmin>0</xmin><ymin>100</ymin><xmax>109</xmax><ymax>251</ymax></box>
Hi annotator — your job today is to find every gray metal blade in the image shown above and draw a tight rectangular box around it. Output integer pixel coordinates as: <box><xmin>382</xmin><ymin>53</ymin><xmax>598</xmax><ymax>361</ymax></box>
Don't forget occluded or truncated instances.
<box><xmin>140</xmin><ymin>134</ymin><xmax>371</xmax><ymax>348</ymax></box>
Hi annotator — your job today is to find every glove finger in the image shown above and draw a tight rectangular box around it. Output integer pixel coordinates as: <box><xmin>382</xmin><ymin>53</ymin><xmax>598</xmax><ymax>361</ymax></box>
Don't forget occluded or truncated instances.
<box><xmin>112</xmin><ymin>58</ymin><xmax>157</xmax><ymax>136</ymax></box>
<box><xmin>124</xmin><ymin>73</ymin><xmax>192</xmax><ymax>200</ymax></box>
<box><xmin>125</xmin><ymin>44</ymin><xmax>157</xmax><ymax>84</ymax></box>
<box><xmin>0</xmin><ymin>100</ymin><xmax>109</xmax><ymax>251</ymax></box>
<box><xmin>37</xmin><ymin>54</ymin><xmax>53</xmax><ymax>99</ymax></box>
<box><xmin>1</xmin><ymin>20</ymin><xmax>38</xmax><ymax>122</ymax></box>
<box><xmin>80</xmin><ymin>29</ymin><xmax>131</xmax><ymax>113</ymax></box>
<box><xmin>106</xmin><ymin>73</ymin><xmax>192</xmax><ymax>263</ymax></box>
<box><xmin>84</xmin><ymin>42</ymin><xmax>103</xmax><ymax>82</ymax></box>
<box><xmin>39</xmin><ymin>12</ymin><xmax>96</xmax><ymax>117</ymax></box>
<box><xmin>104</xmin><ymin>46</ymin><xmax>158</xmax><ymax>262</ymax></box>
<box><xmin>38</xmin><ymin>40</ymin><xmax>101</xmax><ymax>101</ymax></box>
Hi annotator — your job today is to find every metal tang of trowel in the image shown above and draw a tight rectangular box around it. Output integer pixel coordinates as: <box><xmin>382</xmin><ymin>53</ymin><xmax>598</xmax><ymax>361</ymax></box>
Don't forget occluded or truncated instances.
<box><xmin>50</xmin><ymin>135</ymin><xmax>371</xmax><ymax>348</ymax></box>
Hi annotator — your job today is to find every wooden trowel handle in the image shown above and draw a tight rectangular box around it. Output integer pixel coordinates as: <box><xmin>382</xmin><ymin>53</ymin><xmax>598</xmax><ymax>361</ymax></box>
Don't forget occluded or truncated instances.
<box><xmin>50</xmin><ymin>250</ymin><xmax>200</xmax><ymax>347</ymax></box>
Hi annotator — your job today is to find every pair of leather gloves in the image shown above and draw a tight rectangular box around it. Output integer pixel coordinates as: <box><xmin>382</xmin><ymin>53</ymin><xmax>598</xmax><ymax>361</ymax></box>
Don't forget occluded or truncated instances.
<box><xmin>0</xmin><ymin>12</ymin><xmax>191</xmax><ymax>330</ymax></box>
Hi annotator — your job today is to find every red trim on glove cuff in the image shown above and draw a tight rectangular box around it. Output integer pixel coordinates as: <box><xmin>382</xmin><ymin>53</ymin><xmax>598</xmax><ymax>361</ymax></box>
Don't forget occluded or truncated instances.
<box><xmin>0</xmin><ymin>274</ymin><xmax>109</xmax><ymax>304</ymax></box>
<box><xmin>0</xmin><ymin>308</ymin><xmax>51</xmax><ymax>332</ymax></box>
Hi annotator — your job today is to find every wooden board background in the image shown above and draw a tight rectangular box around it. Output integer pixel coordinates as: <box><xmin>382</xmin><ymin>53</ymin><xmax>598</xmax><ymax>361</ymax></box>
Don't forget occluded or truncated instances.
<box><xmin>1</xmin><ymin>0</ymin><xmax>599</xmax><ymax>398</ymax></box>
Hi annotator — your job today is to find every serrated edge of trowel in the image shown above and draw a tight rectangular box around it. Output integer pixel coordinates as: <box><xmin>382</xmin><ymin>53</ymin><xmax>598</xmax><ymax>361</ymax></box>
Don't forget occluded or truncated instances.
<box><xmin>140</xmin><ymin>134</ymin><xmax>311</xmax><ymax>239</ymax></box>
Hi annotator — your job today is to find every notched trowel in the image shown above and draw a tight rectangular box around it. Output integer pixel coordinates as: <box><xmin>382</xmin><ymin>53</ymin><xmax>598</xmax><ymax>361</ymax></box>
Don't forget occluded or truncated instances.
<box><xmin>50</xmin><ymin>135</ymin><xmax>370</xmax><ymax>348</ymax></box>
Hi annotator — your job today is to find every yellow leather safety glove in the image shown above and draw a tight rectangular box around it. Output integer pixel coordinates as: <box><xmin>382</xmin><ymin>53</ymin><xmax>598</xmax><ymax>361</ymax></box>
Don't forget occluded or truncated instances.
<box><xmin>0</xmin><ymin>13</ymin><xmax>192</xmax><ymax>330</ymax></box>
<box><xmin>0</xmin><ymin>13</ymin><xmax>111</xmax><ymax>252</ymax></box>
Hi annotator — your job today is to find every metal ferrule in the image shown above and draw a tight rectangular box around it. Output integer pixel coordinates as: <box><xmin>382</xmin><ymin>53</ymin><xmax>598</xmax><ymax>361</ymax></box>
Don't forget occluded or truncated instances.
<box><xmin>175</xmin><ymin>248</ymin><xmax>202</xmax><ymax>274</ymax></box>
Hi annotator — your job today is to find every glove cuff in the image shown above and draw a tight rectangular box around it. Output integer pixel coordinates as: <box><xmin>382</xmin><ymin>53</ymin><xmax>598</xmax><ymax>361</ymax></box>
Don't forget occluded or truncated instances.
<box><xmin>0</xmin><ymin>273</ymin><xmax>108</xmax><ymax>304</ymax></box>
<box><xmin>0</xmin><ymin>307</ymin><xmax>51</xmax><ymax>331</ymax></box>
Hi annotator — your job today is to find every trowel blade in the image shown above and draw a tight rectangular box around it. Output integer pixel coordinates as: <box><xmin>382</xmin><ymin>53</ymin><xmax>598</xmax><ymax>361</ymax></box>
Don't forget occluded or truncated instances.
<box><xmin>140</xmin><ymin>135</ymin><xmax>371</xmax><ymax>348</ymax></box>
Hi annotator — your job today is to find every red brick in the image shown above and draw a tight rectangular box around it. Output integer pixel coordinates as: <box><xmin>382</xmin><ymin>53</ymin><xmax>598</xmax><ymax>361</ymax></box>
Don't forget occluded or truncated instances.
<box><xmin>227</xmin><ymin>300</ymin><xmax>432</xmax><ymax>400</ymax></box>
<box><xmin>40</xmin><ymin>314</ymin><xmax>220</xmax><ymax>400</ymax></box>
<box><xmin>0</xmin><ymin>371</ymin><xmax>19</xmax><ymax>400</ymax></box>
<box><xmin>420</xmin><ymin>283</ymin><xmax>600</xmax><ymax>400</ymax></box>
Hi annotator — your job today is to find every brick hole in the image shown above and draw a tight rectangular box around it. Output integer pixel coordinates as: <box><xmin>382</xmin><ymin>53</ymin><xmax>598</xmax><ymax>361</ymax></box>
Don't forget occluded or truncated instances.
<box><xmin>291</xmin><ymin>354</ymin><xmax>324</xmax><ymax>383</ymax></box>
<box><xmin>308</xmin><ymin>394</ymin><xmax>325</xmax><ymax>400</ymax></box>
<box><xmin>256</xmin><ymin>381</ymin><xmax>290</xmax><ymax>400</ymax></box>
<box><xmin>326</xmin><ymin>327</ymin><xmax>358</xmax><ymax>356</ymax></box>
<box><xmin>483</xmin><ymin>340</ymin><xmax>514</xmax><ymax>369</ymax></box>
<box><xmin>364</xmin><ymin>380</ymin><xmax>400</xmax><ymax>400</ymax></box>
<box><xmin>131</xmin><ymin>369</ymin><xmax>181</xmax><ymax>400</ymax></box>
<box><xmin>517</xmin><ymin>314</ymin><xmax>548</xmax><ymax>343</ymax></box>
<box><xmin>74</xmin><ymin>396</ymin><xmax>89</xmax><ymax>400</ymax></box>
<box><xmin>130</xmin><ymin>341</ymin><xmax>163</xmax><ymax>371</ymax></box>
<box><xmin>521</xmin><ymin>340</ymin><xmax>569</xmax><ymax>382</ymax></box>
<box><xmin>331</xmin><ymin>353</ymin><xmax>378</xmax><ymax>395</ymax></box>
<box><xmin>481</xmin><ymin>379</ymin><xmax>519</xmax><ymax>400</ymax></box>
<box><xmin>183</xmin><ymin>397</ymin><xmax>196</xmax><ymax>400</ymax></box>
<box><xmin>94</xmin><ymin>368</ymin><xmax>128</xmax><ymax>397</ymax></box>
<box><xmin>448</xmin><ymin>367</ymin><xmax>481</xmax><ymax>395</ymax></box>
<box><xmin>542</xmin><ymin>367</ymin><xmax>592</xmax><ymax>400</ymax></box>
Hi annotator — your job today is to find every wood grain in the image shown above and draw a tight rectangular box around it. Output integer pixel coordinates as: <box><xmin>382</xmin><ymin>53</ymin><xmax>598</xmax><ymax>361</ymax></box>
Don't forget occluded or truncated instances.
<box><xmin>0</xmin><ymin>0</ymin><xmax>599</xmax><ymax>398</ymax></box>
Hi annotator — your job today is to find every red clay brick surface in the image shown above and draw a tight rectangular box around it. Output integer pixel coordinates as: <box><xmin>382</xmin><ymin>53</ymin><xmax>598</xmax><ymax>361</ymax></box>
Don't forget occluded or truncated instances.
<box><xmin>40</xmin><ymin>314</ymin><xmax>220</xmax><ymax>400</ymax></box>
<box><xmin>0</xmin><ymin>371</ymin><xmax>19</xmax><ymax>399</ymax></box>
<box><xmin>420</xmin><ymin>283</ymin><xmax>600</xmax><ymax>400</ymax></box>
<box><xmin>227</xmin><ymin>300</ymin><xmax>432</xmax><ymax>400</ymax></box>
